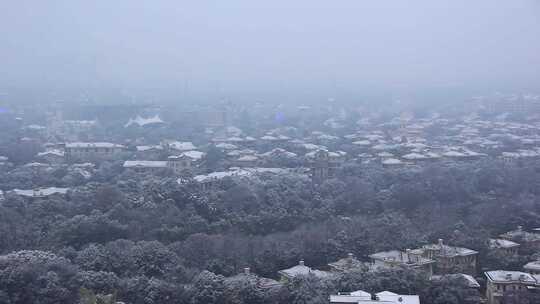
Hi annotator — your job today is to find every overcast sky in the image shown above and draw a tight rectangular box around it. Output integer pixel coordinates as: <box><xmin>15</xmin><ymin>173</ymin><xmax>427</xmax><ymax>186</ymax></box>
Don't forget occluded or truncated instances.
<box><xmin>1</xmin><ymin>0</ymin><xmax>540</xmax><ymax>102</ymax></box>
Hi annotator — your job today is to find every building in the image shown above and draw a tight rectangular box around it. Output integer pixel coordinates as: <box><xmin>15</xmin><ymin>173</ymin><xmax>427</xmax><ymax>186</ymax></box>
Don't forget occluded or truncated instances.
<box><xmin>410</xmin><ymin>239</ymin><xmax>478</xmax><ymax>275</ymax></box>
<box><xmin>10</xmin><ymin>187</ymin><xmax>69</xmax><ymax>200</ymax></box>
<box><xmin>277</xmin><ymin>260</ymin><xmax>331</xmax><ymax>282</ymax></box>
<box><xmin>167</xmin><ymin>154</ymin><xmax>194</xmax><ymax>173</ymax></box>
<box><xmin>224</xmin><ymin>267</ymin><xmax>283</xmax><ymax>290</ymax></box>
<box><xmin>36</xmin><ymin>150</ymin><xmax>65</xmax><ymax>164</ymax></box>
<box><xmin>328</xmin><ymin>253</ymin><xmax>367</xmax><ymax>272</ymax></box>
<box><xmin>500</xmin><ymin>226</ymin><xmax>540</xmax><ymax>251</ymax></box>
<box><xmin>135</xmin><ymin>145</ymin><xmax>164</xmax><ymax>160</ymax></box>
<box><xmin>65</xmin><ymin>142</ymin><xmax>125</xmax><ymax>162</ymax></box>
<box><xmin>369</xmin><ymin>250</ymin><xmax>435</xmax><ymax>278</ymax></box>
<box><xmin>308</xmin><ymin>149</ymin><xmax>343</xmax><ymax>184</ymax></box>
<box><xmin>431</xmin><ymin>273</ymin><xmax>480</xmax><ymax>288</ymax></box>
<box><xmin>123</xmin><ymin>155</ymin><xmax>194</xmax><ymax>174</ymax></box>
<box><xmin>330</xmin><ymin>290</ymin><xmax>371</xmax><ymax>303</ymax></box>
<box><xmin>330</xmin><ymin>290</ymin><xmax>420</xmax><ymax>304</ymax></box>
<box><xmin>123</xmin><ymin>161</ymin><xmax>168</xmax><ymax>173</ymax></box>
<box><xmin>489</xmin><ymin>238</ymin><xmax>520</xmax><ymax>256</ymax></box>
<box><xmin>524</xmin><ymin>261</ymin><xmax>540</xmax><ymax>275</ymax></box>
<box><xmin>485</xmin><ymin>270</ymin><xmax>540</xmax><ymax>304</ymax></box>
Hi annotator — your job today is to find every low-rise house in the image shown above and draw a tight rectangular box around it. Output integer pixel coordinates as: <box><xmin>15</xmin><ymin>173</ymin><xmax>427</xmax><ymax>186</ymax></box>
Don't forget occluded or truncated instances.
<box><xmin>524</xmin><ymin>261</ymin><xmax>540</xmax><ymax>275</ymax></box>
<box><xmin>224</xmin><ymin>267</ymin><xmax>282</xmax><ymax>291</ymax></box>
<box><xmin>168</xmin><ymin>154</ymin><xmax>195</xmax><ymax>173</ymax></box>
<box><xmin>328</xmin><ymin>253</ymin><xmax>367</xmax><ymax>272</ymax></box>
<box><xmin>135</xmin><ymin>145</ymin><xmax>164</xmax><ymax>160</ymax></box>
<box><xmin>277</xmin><ymin>260</ymin><xmax>331</xmax><ymax>282</ymax></box>
<box><xmin>411</xmin><ymin>239</ymin><xmax>478</xmax><ymax>275</ymax></box>
<box><xmin>125</xmin><ymin>115</ymin><xmax>164</xmax><ymax>128</ymax></box>
<box><xmin>307</xmin><ymin>149</ymin><xmax>345</xmax><ymax>184</ymax></box>
<box><xmin>165</xmin><ymin>141</ymin><xmax>197</xmax><ymax>152</ymax></box>
<box><xmin>500</xmin><ymin>226</ymin><xmax>540</xmax><ymax>251</ymax></box>
<box><xmin>65</xmin><ymin>142</ymin><xmax>126</xmax><ymax>161</ymax></box>
<box><xmin>489</xmin><ymin>238</ymin><xmax>520</xmax><ymax>255</ymax></box>
<box><xmin>330</xmin><ymin>290</ymin><xmax>371</xmax><ymax>303</ymax></box>
<box><xmin>123</xmin><ymin>161</ymin><xmax>168</xmax><ymax>173</ymax></box>
<box><xmin>485</xmin><ymin>271</ymin><xmax>540</xmax><ymax>304</ymax></box>
<box><xmin>10</xmin><ymin>187</ymin><xmax>69</xmax><ymax>200</ymax></box>
<box><xmin>36</xmin><ymin>150</ymin><xmax>65</xmax><ymax>164</ymax></box>
<box><xmin>330</xmin><ymin>290</ymin><xmax>420</xmax><ymax>304</ymax></box>
<box><xmin>431</xmin><ymin>273</ymin><xmax>481</xmax><ymax>288</ymax></box>
<box><xmin>235</xmin><ymin>155</ymin><xmax>260</xmax><ymax>167</ymax></box>
<box><xmin>369</xmin><ymin>249</ymin><xmax>435</xmax><ymax>278</ymax></box>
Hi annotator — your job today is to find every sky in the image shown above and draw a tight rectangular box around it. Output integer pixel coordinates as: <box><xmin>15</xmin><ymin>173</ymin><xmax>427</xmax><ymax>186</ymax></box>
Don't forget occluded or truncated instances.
<box><xmin>1</xmin><ymin>0</ymin><xmax>540</xmax><ymax>103</ymax></box>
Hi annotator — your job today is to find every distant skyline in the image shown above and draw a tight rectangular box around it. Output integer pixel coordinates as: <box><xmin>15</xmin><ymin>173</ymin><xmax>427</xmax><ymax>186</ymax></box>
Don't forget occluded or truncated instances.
<box><xmin>1</xmin><ymin>1</ymin><xmax>540</xmax><ymax>103</ymax></box>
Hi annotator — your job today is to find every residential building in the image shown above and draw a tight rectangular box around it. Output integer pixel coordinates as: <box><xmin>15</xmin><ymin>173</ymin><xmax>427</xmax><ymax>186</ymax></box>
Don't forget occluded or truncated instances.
<box><xmin>411</xmin><ymin>239</ymin><xmax>478</xmax><ymax>275</ymax></box>
<box><xmin>328</xmin><ymin>253</ymin><xmax>367</xmax><ymax>272</ymax></box>
<box><xmin>65</xmin><ymin>142</ymin><xmax>125</xmax><ymax>161</ymax></box>
<box><xmin>500</xmin><ymin>226</ymin><xmax>540</xmax><ymax>251</ymax></box>
<box><xmin>330</xmin><ymin>290</ymin><xmax>420</xmax><ymax>304</ymax></box>
<box><xmin>524</xmin><ymin>261</ymin><xmax>540</xmax><ymax>275</ymax></box>
<box><xmin>369</xmin><ymin>249</ymin><xmax>435</xmax><ymax>278</ymax></box>
<box><xmin>308</xmin><ymin>149</ymin><xmax>343</xmax><ymax>184</ymax></box>
<box><xmin>123</xmin><ymin>161</ymin><xmax>168</xmax><ymax>173</ymax></box>
<box><xmin>277</xmin><ymin>260</ymin><xmax>331</xmax><ymax>282</ymax></box>
<box><xmin>489</xmin><ymin>238</ymin><xmax>520</xmax><ymax>255</ymax></box>
<box><xmin>485</xmin><ymin>271</ymin><xmax>539</xmax><ymax>304</ymax></box>
<box><xmin>123</xmin><ymin>154</ymin><xmax>195</xmax><ymax>174</ymax></box>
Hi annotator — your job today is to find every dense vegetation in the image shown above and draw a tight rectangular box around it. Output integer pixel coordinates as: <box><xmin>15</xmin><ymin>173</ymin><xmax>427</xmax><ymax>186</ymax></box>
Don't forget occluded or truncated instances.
<box><xmin>1</xmin><ymin>157</ymin><xmax>540</xmax><ymax>303</ymax></box>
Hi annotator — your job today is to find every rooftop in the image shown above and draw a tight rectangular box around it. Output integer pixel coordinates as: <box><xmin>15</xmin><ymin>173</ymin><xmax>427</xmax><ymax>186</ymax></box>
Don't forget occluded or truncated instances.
<box><xmin>485</xmin><ymin>270</ymin><xmax>537</xmax><ymax>284</ymax></box>
<box><xmin>489</xmin><ymin>238</ymin><xmax>520</xmax><ymax>249</ymax></box>
<box><xmin>369</xmin><ymin>250</ymin><xmax>435</xmax><ymax>266</ymax></box>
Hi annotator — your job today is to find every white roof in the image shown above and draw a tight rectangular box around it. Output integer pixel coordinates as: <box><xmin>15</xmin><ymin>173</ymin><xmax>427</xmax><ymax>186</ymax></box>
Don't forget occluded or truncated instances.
<box><xmin>485</xmin><ymin>270</ymin><xmax>537</xmax><ymax>284</ymax></box>
<box><xmin>26</xmin><ymin>124</ymin><xmax>46</xmax><ymax>130</ymax></box>
<box><xmin>260</xmin><ymin>135</ymin><xmax>278</xmax><ymax>141</ymax></box>
<box><xmin>382</xmin><ymin>158</ymin><xmax>403</xmax><ymax>165</ymax></box>
<box><xmin>181</xmin><ymin>150</ymin><xmax>205</xmax><ymax>160</ymax></box>
<box><xmin>66</xmin><ymin>142</ymin><xmax>125</xmax><ymax>149</ymax></box>
<box><xmin>352</xmin><ymin>140</ymin><xmax>371</xmax><ymax>146</ymax></box>
<box><xmin>168</xmin><ymin>141</ymin><xmax>196</xmax><ymax>151</ymax></box>
<box><xmin>301</xmin><ymin>143</ymin><xmax>325</xmax><ymax>150</ymax></box>
<box><xmin>442</xmin><ymin>151</ymin><xmax>466</xmax><ymax>157</ymax></box>
<box><xmin>489</xmin><ymin>238</ymin><xmax>520</xmax><ymax>249</ymax></box>
<box><xmin>136</xmin><ymin>145</ymin><xmax>163</xmax><ymax>152</ymax></box>
<box><xmin>524</xmin><ymin>261</ymin><xmax>540</xmax><ymax>271</ymax></box>
<box><xmin>12</xmin><ymin>187</ymin><xmax>69</xmax><ymax>197</ymax></box>
<box><xmin>351</xmin><ymin>290</ymin><xmax>372</xmax><ymax>297</ymax></box>
<box><xmin>216</xmin><ymin>143</ymin><xmax>238</xmax><ymax>150</ymax></box>
<box><xmin>37</xmin><ymin>150</ymin><xmax>65</xmax><ymax>157</ymax></box>
<box><xmin>402</xmin><ymin>153</ymin><xmax>426</xmax><ymax>160</ymax></box>
<box><xmin>191</xmin><ymin>167</ymin><xmax>293</xmax><ymax>183</ymax></box>
<box><xmin>123</xmin><ymin>161</ymin><xmax>168</xmax><ymax>168</ymax></box>
<box><xmin>237</xmin><ymin>155</ymin><xmax>259</xmax><ymax>162</ymax></box>
<box><xmin>330</xmin><ymin>292</ymin><xmax>370</xmax><ymax>303</ymax></box>
<box><xmin>125</xmin><ymin>115</ymin><xmax>164</xmax><ymax>127</ymax></box>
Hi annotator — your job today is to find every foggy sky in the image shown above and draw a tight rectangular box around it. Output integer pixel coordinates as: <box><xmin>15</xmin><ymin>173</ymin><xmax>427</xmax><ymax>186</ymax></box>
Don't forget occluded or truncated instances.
<box><xmin>2</xmin><ymin>0</ymin><xmax>540</xmax><ymax>101</ymax></box>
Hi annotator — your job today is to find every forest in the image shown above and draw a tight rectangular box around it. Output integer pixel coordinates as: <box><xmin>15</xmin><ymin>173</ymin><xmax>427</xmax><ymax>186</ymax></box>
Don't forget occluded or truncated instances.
<box><xmin>1</xmin><ymin>156</ymin><xmax>540</xmax><ymax>304</ymax></box>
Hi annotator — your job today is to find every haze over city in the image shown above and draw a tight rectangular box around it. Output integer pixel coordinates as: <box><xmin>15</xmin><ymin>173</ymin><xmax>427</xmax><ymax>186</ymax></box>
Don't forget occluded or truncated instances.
<box><xmin>2</xmin><ymin>0</ymin><xmax>540</xmax><ymax>104</ymax></box>
<box><xmin>2</xmin><ymin>2</ymin><xmax>540</xmax><ymax>304</ymax></box>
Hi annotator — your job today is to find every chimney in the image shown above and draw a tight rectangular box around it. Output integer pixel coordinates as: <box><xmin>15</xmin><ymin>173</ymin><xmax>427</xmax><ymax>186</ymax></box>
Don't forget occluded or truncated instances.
<box><xmin>347</xmin><ymin>253</ymin><xmax>354</xmax><ymax>263</ymax></box>
<box><xmin>299</xmin><ymin>260</ymin><xmax>305</xmax><ymax>266</ymax></box>
<box><xmin>518</xmin><ymin>225</ymin><xmax>523</xmax><ymax>232</ymax></box>
<box><xmin>438</xmin><ymin>239</ymin><xmax>444</xmax><ymax>248</ymax></box>
<box><xmin>243</xmin><ymin>267</ymin><xmax>250</xmax><ymax>275</ymax></box>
